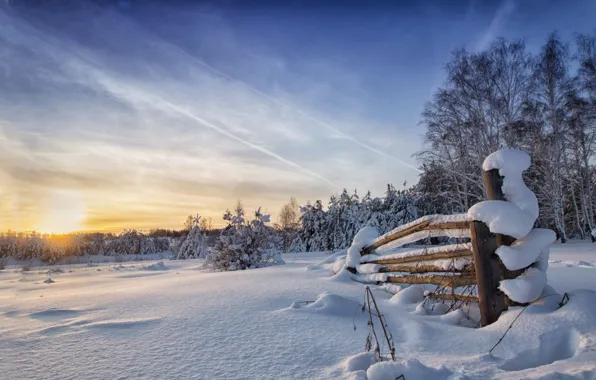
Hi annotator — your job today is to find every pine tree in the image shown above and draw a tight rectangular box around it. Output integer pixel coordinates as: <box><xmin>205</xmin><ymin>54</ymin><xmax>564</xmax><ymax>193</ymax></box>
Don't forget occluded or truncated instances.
<box><xmin>205</xmin><ymin>205</ymin><xmax>282</xmax><ymax>270</ymax></box>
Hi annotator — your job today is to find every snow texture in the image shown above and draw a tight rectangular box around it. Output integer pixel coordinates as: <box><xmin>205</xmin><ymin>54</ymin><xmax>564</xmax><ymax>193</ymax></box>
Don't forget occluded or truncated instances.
<box><xmin>363</xmin><ymin>243</ymin><xmax>471</xmax><ymax>264</ymax></box>
<box><xmin>358</xmin><ymin>263</ymin><xmax>383</xmax><ymax>274</ymax></box>
<box><xmin>380</xmin><ymin>283</ymin><xmax>404</xmax><ymax>295</ymax></box>
<box><xmin>439</xmin><ymin>309</ymin><xmax>466</xmax><ymax>326</ymax></box>
<box><xmin>332</xmin><ymin>258</ymin><xmax>346</xmax><ymax>274</ymax></box>
<box><xmin>374</xmin><ymin>229</ymin><xmax>471</xmax><ymax>255</ymax></box>
<box><xmin>346</xmin><ymin>227</ymin><xmax>379</xmax><ymax>269</ymax></box>
<box><xmin>373</xmin><ymin>215</ymin><xmax>437</xmax><ymax>245</ymax></box>
<box><xmin>366</xmin><ymin>359</ymin><xmax>456</xmax><ymax>380</ymax></box>
<box><xmin>371</xmin><ymin>214</ymin><xmax>470</xmax><ymax>250</ymax></box>
<box><xmin>499</xmin><ymin>267</ymin><xmax>548</xmax><ymax>303</ymax></box>
<box><xmin>482</xmin><ymin>150</ymin><xmax>539</xmax><ymax>220</ymax></box>
<box><xmin>289</xmin><ymin>292</ymin><xmax>361</xmax><ymax>316</ymax></box>
<box><xmin>468</xmin><ymin>200</ymin><xmax>535</xmax><ymax>239</ymax></box>
<box><xmin>2</xmin><ymin>244</ymin><xmax>596</xmax><ymax>380</ymax></box>
<box><xmin>389</xmin><ymin>285</ymin><xmax>425</xmax><ymax>305</ymax></box>
<box><xmin>144</xmin><ymin>261</ymin><xmax>168</xmax><ymax>271</ymax></box>
<box><xmin>496</xmin><ymin>229</ymin><xmax>556</xmax><ymax>271</ymax></box>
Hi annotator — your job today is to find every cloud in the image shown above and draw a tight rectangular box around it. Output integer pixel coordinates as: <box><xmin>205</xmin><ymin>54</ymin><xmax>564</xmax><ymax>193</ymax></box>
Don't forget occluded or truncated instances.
<box><xmin>474</xmin><ymin>0</ymin><xmax>515</xmax><ymax>52</ymax></box>
<box><xmin>0</xmin><ymin>2</ymin><xmax>421</xmax><ymax>232</ymax></box>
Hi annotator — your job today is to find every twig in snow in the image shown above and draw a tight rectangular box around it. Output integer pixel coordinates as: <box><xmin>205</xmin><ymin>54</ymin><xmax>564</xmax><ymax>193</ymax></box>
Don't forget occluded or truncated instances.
<box><xmin>362</xmin><ymin>286</ymin><xmax>396</xmax><ymax>361</ymax></box>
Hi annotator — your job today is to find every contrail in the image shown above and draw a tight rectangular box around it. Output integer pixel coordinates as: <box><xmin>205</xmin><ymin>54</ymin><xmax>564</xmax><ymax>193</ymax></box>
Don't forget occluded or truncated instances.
<box><xmin>81</xmin><ymin>71</ymin><xmax>339</xmax><ymax>188</ymax></box>
<box><xmin>158</xmin><ymin>100</ymin><xmax>338</xmax><ymax>188</ymax></box>
<box><xmin>1</xmin><ymin>10</ymin><xmax>338</xmax><ymax>188</ymax></box>
<box><xmin>110</xmin><ymin>8</ymin><xmax>423</xmax><ymax>173</ymax></box>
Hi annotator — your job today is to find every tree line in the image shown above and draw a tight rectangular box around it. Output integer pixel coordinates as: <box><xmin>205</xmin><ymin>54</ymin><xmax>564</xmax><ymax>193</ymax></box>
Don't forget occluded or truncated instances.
<box><xmin>416</xmin><ymin>31</ymin><xmax>596</xmax><ymax>242</ymax></box>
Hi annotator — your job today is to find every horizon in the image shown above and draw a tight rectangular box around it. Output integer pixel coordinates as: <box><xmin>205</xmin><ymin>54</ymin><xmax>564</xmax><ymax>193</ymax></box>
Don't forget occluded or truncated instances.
<box><xmin>1</xmin><ymin>0</ymin><xmax>594</xmax><ymax>234</ymax></box>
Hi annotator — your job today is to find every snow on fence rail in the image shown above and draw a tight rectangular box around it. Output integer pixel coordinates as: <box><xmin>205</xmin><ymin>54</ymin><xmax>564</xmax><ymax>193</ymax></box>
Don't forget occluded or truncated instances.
<box><xmin>346</xmin><ymin>150</ymin><xmax>556</xmax><ymax>327</ymax></box>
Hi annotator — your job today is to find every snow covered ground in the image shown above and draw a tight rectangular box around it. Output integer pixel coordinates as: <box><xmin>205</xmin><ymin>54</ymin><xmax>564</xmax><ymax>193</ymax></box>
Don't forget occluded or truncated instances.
<box><xmin>1</xmin><ymin>242</ymin><xmax>596</xmax><ymax>379</ymax></box>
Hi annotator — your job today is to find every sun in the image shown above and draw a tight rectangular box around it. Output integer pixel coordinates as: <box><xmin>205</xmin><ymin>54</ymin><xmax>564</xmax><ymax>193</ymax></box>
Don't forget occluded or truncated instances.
<box><xmin>36</xmin><ymin>190</ymin><xmax>85</xmax><ymax>234</ymax></box>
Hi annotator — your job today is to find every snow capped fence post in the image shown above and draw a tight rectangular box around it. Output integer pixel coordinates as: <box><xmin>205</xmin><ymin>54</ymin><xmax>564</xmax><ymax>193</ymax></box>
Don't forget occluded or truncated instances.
<box><xmin>471</xmin><ymin>168</ymin><xmax>529</xmax><ymax>326</ymax></box>
<box><xmin>469</xmin><ymin>150</ymin><xmax>555</xmax><ymax>326</ymax></box>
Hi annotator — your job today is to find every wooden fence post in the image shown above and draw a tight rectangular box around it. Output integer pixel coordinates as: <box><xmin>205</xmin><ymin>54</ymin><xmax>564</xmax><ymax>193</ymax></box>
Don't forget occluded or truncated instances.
<box><xmin>482</xmin><ymin>170</ymin><xmax>526</xmax><ymax>281</ymax></box>
<box><xmin>473</xmin><ymin>169</ymin><xmax>527</xmax><ymax>326</ymax></box>
<box><xmin>470</xmin><ymin>221</ymin><xmax>503</xmax><ymax>326</ymax></box>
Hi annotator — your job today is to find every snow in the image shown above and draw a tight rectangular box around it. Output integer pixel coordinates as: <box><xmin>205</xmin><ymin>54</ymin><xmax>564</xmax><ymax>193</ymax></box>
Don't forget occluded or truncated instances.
<box><xmin>1</xmin><ymin>242</ymin><xmax>596</xmax><ymax>379</ymax></box>
<box><xmin>496</xmin><ymin>229</ymin><xmax>557</xmax><ymax>271</ymax></box>
<box><xmin>287</xmin><ymin>292</ymin><xmax>361</xmax><ymax>316</ymax></box>
<box><xmin>346</xmin><ymin>226</ymin><xmax>379</xmax><ymax>269</ymax></box>
<box><xmin>482</xmin><ymin>150</ymin><xmax>539</xmax><ymax>220</ymax></box>
<box><xmin>499</xmin><ymin>267</ymin><xmax>548</xmax><ymax>303</ymax></box>
<box><xmin>374</xmin><ymin>229</ymin><xmax>471</xmax><ymax>255</ymax></box>
<box><xmin>373</xmin><ymin>215</ymin><xmax>437</xmax><ymax>245</ymax></box>
<box><xmin>439</xmin><ymin>309</ymin><xmax>466</xmax><ymax>326</ymax></box>
<box><xmin>363</xmin><ymin>243</ymin><xmax>472</xmax><ymax>264</ymax></box>
<box><xmin>144</xmin><ymin>260</ymin><xmax>168</xmax><ymax>271</ymax></box>
<box><xmin>430</xmin><ymin>213</ymin><xmax>471</xmax><ymax>224</ymax></box>
<box><xmin>358</xmin><ymin>263</ymin><xmax>383</xmax><ymax>274</ymax></box>
<box><xmin>370</xmin><ymin>214</ymin><xmax>471</xmax><ymax>255</ymax></box>
<box><xmin>470</xmin><ymin>150</ymin><xmax>553</xmax><ymax>303</ymax></box>
<box><xmin>365</xmin><ymin>359</ymin><xmax>455</xmax><ymax>380</ymax></box>
<box><xmin>468</xmin><ymin>200</ymin><xmax>535</xmax><ymax>239</ymax></box>
<box><xmin>389</xmin><ymin>285</ymin><xmax>425</xmax><ymax>305</ymax></box>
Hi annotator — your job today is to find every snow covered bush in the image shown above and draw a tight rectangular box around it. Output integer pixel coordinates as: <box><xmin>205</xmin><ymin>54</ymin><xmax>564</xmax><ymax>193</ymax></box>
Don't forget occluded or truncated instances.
<box><xmin>204</xmin><ymin>204</ymin><xmax>284</xmax><ymax>271</ymax></box>
<box><xmin>468</xmin><ymin>150</ymin><xmax>556</xmax><ymax>303</ymax></box>
<box><xmin>177</xmin><ymin>225</ymin><xmax>208</xmax><ymax>259</ymax></box>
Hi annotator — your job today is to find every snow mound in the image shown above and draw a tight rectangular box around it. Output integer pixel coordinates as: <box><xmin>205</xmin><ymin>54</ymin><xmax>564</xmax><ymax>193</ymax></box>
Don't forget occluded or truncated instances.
<box><xmin>496</xmin><ymin>229</ymin><xmax>556</xmax><ymax>271</ymax></box>
<box><xmin>366</xmin><ymin>358</ymin><xmax>457</xmax><ymax>380</ymax></box>
<box><xmin>468</xmin><ymin>200</ymin><xmax>534</xmax><ymax>239</ymax></box>
<box><xmin>500</xmin><ymin>328</ymin><xmax>581</xmax><ymax>372</ymax></box>
<box><xmin>499</xmin><ymin>267</ymin><xmax>547</xmax><ymax>303</ymax></box>
<box><xmin>439</xmin><ymin>309</ymin><xmax>466</xmax><ymax>325</ymax></box>
<box><xmin>330</xmin><ymin>267</ymin><xmax>357</xmax><ymax>283</ymax></box>
<box><xmin>289</xmin><ymin>292</ymin><xmax>361</xmax><ymax>316</ymax></box>
<box><xmin>389</xmin><ymin>285</ymin><xmax>425</xmax><ymax>305</ymax></box>
<box><xmin>380</xmin><ymin>283</ymin><xmax>403</xmax><ymax>295</ymax></box>
<box><xmin>43</xmin><ymin>277</ymin><xmax>55</xmax><ymax>284</ymax></box>
<box><xmin>306</xmin><ymin>250</ymin><xmax>346</xmax><ymax>272</ymax></box>
<box><xmin>144</xmin><ymin>261</ymin><xmax>168</xmax><ymax>271</ymax></box>
<box><xmin>346</xmin><ymin>227</ymin><xmax>379</xmax><ymax>269</ymax></box>
<box><xmin>332</xmin><ymin>258</ymin><xmax>346</xmax><ymax>274</ymax></box>
<box><xmin>341</xmin><ymin>352</ymin><xmax>377</xmax><ymax>373</ymax></box>
<box><xmin>47</xmin><ymin>268</ymin><xmax>65</xmax><ymax>275</ymax></box>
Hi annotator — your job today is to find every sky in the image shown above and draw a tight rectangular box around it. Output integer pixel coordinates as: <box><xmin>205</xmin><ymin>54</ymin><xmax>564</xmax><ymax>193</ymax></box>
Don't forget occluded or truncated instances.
<box><xmin>0</xmin><ymin>0</ymin><xmax>594</xmax><ymax>233</ymax></box>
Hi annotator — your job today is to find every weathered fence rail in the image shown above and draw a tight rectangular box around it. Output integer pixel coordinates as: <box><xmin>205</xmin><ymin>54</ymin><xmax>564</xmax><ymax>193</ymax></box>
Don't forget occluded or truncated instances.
<box><xmin>353</xmin><ymin>168</ymin><xmax>532</xmax><ymax>327</ymax></box>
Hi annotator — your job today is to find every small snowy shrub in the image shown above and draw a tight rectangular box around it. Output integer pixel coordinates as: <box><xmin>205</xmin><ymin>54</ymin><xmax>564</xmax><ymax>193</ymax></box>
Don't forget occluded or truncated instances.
<box><xmin>204</xmin><ymin>204</ymin><xmax>284</xmax><ymax>271</ymax></box>
<box><xmin>177</xmin><ymin>225</ymin><xmax>208</xmax><ymax>259</ymax></box>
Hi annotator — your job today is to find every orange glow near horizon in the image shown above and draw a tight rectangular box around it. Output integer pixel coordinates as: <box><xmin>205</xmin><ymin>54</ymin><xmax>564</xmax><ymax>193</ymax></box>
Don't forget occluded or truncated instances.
<box><xmin>33</xmin><ymin>190</ymin><xmax>86</xmax><ymax>234</ymax></box>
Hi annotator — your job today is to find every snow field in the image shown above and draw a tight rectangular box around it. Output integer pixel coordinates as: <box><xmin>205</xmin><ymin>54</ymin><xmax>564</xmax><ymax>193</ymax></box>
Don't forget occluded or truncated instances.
<box><xmin>1</xmin><ymin>243</ymin><xmax>596</xmax><ymax>379</ymax></box>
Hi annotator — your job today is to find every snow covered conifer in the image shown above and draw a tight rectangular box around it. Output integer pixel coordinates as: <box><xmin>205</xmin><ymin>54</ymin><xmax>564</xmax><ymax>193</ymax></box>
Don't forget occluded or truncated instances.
<box><xmin>177</xmin><ymin>215</ymin><xmax>208</xmax><ymax>259</ymax></box>
<box><xmin>205</xmin><ymin>205</ymin><xmax>283</xmax><ymax>271</ymax></box>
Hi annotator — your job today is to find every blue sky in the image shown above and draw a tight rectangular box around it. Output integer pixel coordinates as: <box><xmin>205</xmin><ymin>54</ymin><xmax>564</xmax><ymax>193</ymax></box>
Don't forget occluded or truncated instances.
<box><xmin>0</xmin><ymin>0</ymin><xmax>594</xmax><ymax>232</ymax></box>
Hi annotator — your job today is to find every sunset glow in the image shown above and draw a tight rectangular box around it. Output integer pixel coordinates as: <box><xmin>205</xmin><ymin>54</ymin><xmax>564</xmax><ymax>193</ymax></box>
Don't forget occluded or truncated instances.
<box><xmin>1</xmin><ymin>1</ymin><xmax>593</xmax><ymax>233</ymax></box>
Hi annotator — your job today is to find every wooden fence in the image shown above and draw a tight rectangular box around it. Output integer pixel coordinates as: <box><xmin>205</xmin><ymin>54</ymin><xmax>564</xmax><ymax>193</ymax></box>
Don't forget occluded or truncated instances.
<box><xmin>349</xmin><ymin>169</ymin><xmax>529</xmax><ymax>327</ymax></box>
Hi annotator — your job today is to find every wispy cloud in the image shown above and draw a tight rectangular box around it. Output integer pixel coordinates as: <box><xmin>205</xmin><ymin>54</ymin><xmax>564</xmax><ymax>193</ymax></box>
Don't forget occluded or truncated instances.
<box><xmin>473</xmin><ymin>0</ymin><xmax>515</xmax><ymax>52</ymax></box>
<box><xmin>0</xmin><ymin>3</ymin><xmax>421</xmax><ymax>231</ymax></box>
